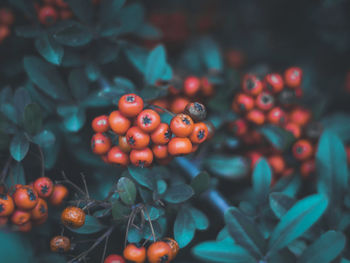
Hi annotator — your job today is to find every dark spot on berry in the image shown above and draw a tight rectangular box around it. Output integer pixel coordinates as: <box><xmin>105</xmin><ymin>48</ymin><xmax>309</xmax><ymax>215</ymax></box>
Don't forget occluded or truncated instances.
<box><xmin>39</xmin><ymin>204</ymin><xmax>46</xmax><ymax>214</ymax></box>
<box><xmin>0</xmin><ymin>194</ymin><xmax>7</xmax><ymax>200</ymax></box>
<box><xmin>41</xmin><ymin>184</ymin><xmax>49</xmax><ymax>194</ymax></box>
<box><xmin>194</xmin><ymin>102</ymin><xmax>203</xmax><ymax>111</ymax></box>
<box><xmin>0</xmin><ymin>204</ymin><xmax>4</xmax><ymax>213</ymax></box>
<box><xmin>142</xmin><ymin>115</ymin><xmax>152</xmax><ymax>126</ymax></box>
<box><xmin>296</xmin><ymin>146</ymin><xmax>303</xmax><ymax>154</ymax></box>
<box><xmin>160</xmin><ymin>255</ymin><xmax>169</xmax><ymax>263</ymax></box>
<box><xmin>266</xmin><ymin>83</ymin><xmax>273</xmax><ymax>91</ymax></box>
<box><xmin>126</xmin><ymin>95</ymin><xmax>135</xmax><ymax>102</ymax></box>
<box><xmin>128</xmin><ymin>136</ymin><xmax>135</xmax><ymax>146</ymax></box>
<box><xmin>197</xmin><ymin>130</ymin><xmax>206</xmax><ymax>140</ymax></box>
<box><xmin>246</xmin><ymin>78</ymin><xmax>255</xmax><ymax>90</ymax></box>
<box><xmin>27</xmin><ymin>189</ymin><xmax>37</xmax><ymax>201</ymax></box>
<box><xmin>182</xmin><ymin>117</ymin><xmax>191</xmax><ymax>125</ymax></box>
<box><xmin>164</xmin><ymin>130</ymin><xmax>171</xmax><ymax>140</ymax></box>
<box><xmin>262</xmin><ymin>94</ymin><xmax>272</xmax><ymax>104</ymax></box>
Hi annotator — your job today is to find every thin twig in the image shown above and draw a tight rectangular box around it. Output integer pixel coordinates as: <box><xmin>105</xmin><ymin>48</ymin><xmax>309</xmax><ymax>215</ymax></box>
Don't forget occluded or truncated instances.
<box><xmin>124</xmin><ymin>208</ymin><xmax>137</xmax><ymax>247</ymax></box>
<box><xmin>57</xmin><ymin>171</ymin><xmax>86</xmax><ymax>197</ymax></box>
<box><xmin>101</xmin><ymin>232</ymin><xmax>110</xmax><ymax>263</ymax></box>
<box><xmin>143</xmin><ymin>206</ymin><xmax>156</xmax><ymax>242</ymax></box>
<box><xmin>68</xmin><ymin>226</ymin><xmax>115</xmax><ymax>263</ymax></box>
<box><xmin>80</xmin><ymin>173</ymin><xmax>90</xmax><ymax>199</ymax></box>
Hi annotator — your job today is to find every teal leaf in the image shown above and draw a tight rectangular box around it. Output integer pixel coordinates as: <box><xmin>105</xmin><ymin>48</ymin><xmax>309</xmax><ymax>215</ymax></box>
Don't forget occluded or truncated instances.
<box><xmin>260</xmin><ymin>125</ymin><xmax>295</xmax><ymax>151</ymax></box>
<box><xmin>15</xmin><ymin>25</ymin><xmax>42</xmax><ymax>38</ymax></box>
<box><xmin>85</xmin><ymin>62</ymin><xmax>101</xmax><ymax>81</ymax></box>
<box><xmin>271</xmin><ymin>174</ymin><xmax>301</xmax><ymax>197</ymax></box>
<box><xmin>190</xmin><ymin>171</ymin><xmax>210</xmax><ymax>195</ymax></box>
<box><xmin>252</xmin><ymin>158</ymin><xmax>272</xmax><ymax>203</ymax></box>
<box><xmin>68</xmin><ymin>68</ymin><xmax>89</xmax><ymax>100</ymax></box>
<box><xmin>268</xmin><ymin>194</ymin><xmax>329</xmax><ymax>256</ymax></box>
<box><xmin>95</xmin><ymin>42</ymin><xmax>119</xmax><ymax>64</ymax></box>
<box><xmin>119</xmin><ymin>3</ymin><xmax>144</xmax><ymax>34</ymax></box>
<box><xmin>145</xmin><ymin>45</ymin><xmax>171</xmax><ymax>85</ymax></box>
<box><xmin>8</xmin><ymin>162</ymin><xmax>25</xmax><ymax>186</ymax></box>
<box><xmin>53</xmin><ymin>22</ymin><xmax>93</xmax><ymax>47</ymax></box>
<box><xmin>117</xmin><ymin>177</ymin><xmax>137</xmax><ymax>205</ymax></box>
<box><xmin>205</xmin><ymin>155</ymin><xmax>249</xmax><ymax>180</ymax></box>
<box><xmin>57</xmin><ymin>105</ymin><xmax>85</xmax><ymax>132</ymax></box>
<box><xmin>164</xmin><ymin>184</ymin><xmax>194</xmax><ymax>204</ymax></box>
<box><xmin>0</xmin><ymin>232</ymin><xmax>34</xmax><ymax>263</ymax></box>
<box><xmin>10</xmin><ymin>133</ymin><xmax>30</xmax><ymax>162</ymax></box>
<box><xmin>124</xmin><ymin>44</ymin><xmax>148</xmax><ymax>73</ymax></box>
<box><xmin>224</xmin><ymin>207</ymin><xmax>265</xmax><ymax>259</ymax></box>
<box><xmin>298</xmin><ymin>231</ymin><xmax>346</xmax><ymax>263</ymax></box>
<box><xmin>189</xmin><ymin>207</ymin><xmax>209</xmax><ymax>230</ymax></box>
<box><xmin>192</xmin><ymin>240</ymin><xmax>256</xmax><ymax>263</ymax></box>
<box><xmin>316</xmin><ymin>130</ymin><xmax>348</xmax><ymax>204</ymax></box>
<box><xmin>127</xmin><ymin>166</ymin><xmax>156</xmax><ymax>190</ymax></box>
<box><xmin>127</xmin><ymin>226</ymin><xmax>143</xmax><ymax>243</ymax></box>
<box><xmin>99</xmin><ymin>0</ymin><xmax>125</xmax><ymax>24</ymax></box>
<box><xmin>112</xmin><ymin>199</ymin><xmax>131</xmax><ymax>221</ymax></box>
<box><xmin>23</xmin><ymin>56</ymin><xmax>70</xmax><ymax>100</ymax></box>
<box><xmin>23</xmin><ymin>103</ymin><xmax>42</xmax><ymax>135</ymax></box>
<box><xmin>65</xmin><ymin>0</ymin><xmax>93</xmax><ymax>24</ymax></box>
<box><xmin>1</xmin><ymin>103</ymin><xmax>18</xmax><ymax>124</ymax></box>
<box><xmin>198</xmin><ymin>37</ymin><xmax>223</xmax><ymax>71</ymax></box>
<box><xmin>269</xmin><ymin>193</ymin><xmax>296</xmax><ymax>219</ymax></box>
<box><xmin>35</xmin><ymin>34</ymin><xmax>64</xmax><ymax>65</ymax></box>
<box><xmin>135</xmin><ymin>23</ymin><xmax>162</xmax><ymax>40</ymax></box>
<box><xmin>67</xmin><ymin>215</ymin><xmax>106</xmax><ymax>234</ymax></box>
<box><xmin>32</xmin><ymin>130</ymin><xmax>55</xmax><ymax>147</ymax></box>
<box><xmin>174</xmin><ymin>206</ymin><xmax>196</xmax><ymax>248</ymax></box>
<box><xmin>13</xmin><ymin>87</ymin><xmax>31</xmax><ymax>118</ymax></box>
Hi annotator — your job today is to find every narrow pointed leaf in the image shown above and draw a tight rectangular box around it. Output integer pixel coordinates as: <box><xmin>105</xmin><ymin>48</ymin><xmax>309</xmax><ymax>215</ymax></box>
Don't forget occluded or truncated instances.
<box><xmin>252</xmin><ymin>158</ymin><xmax>272</xmax><ymax>203</ymax></box>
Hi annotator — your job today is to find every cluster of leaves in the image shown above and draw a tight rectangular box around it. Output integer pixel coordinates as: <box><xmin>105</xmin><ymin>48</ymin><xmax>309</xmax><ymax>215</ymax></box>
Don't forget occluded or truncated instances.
<box><xmin>192</xmin><ymin>130</ymin><xmax>350</xmax><ymax>262</ymax></box>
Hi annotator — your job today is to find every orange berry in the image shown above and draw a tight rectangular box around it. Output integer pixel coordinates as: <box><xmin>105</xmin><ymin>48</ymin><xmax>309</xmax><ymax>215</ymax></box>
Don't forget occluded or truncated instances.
<box><xmin>33</xmin><ymin>177</ymin><xmax>53</xmax><ymax>198</ymax></box>
<box><xmin>50</xmin><ymin>236</ymin><xmax>71</xmax><ymax>253</ymax></box>
<box><xmin>107</xmin><ymin>146</ymin><xmax>129</xmax><ymax>166</ymax></box>
<box><xmin>242</xmin><ymin>74</ymin><xmax>263</xmax><ymax>96</ymax></box>
<box><xmin>267</xmin><ymin>155</ymin><xmax>285</xmax><ymax>174</ymax></box>
<box><xmin>61</xmin><ymin>206</ymin><xmax>85</xmax><ymax>228</ymax></box>
<box><xmin>92</xmin><ymin>115</ymin><xmax>109</xmax><ymax>133</ymax></box>
<box><xmin>168</xmin><ymin>137</ymin><xmax>192</xmax><ymax>156</ymax></box>
<box><xmin>137</xmin><ymin>109</ymin><xmax>161</xmax><ymax>133</ymax></box>
<box><xmin>118</xmin><ymin>135</ymin><xmax>132</xmax><ymax>153</ymax></box>
<box><xmin>130</xmin><ymin>148</ymin><xmax>154</xmax><ymax>167</ymax></box>
<box><xmin>13</xmin><ymin>185</ymin><xmax>38</xmax><ymax>210</ymax></box>
<box><xmin>267</xmin><ymin>107</ymin><xmax>287</xmax><ymax>126</ymax></box>
<box><xmin>232</xmin><ymin>93</ymin><xmax>255</xmax><ymax>113</ymax></box>
<box><xmin>147</xmin><ymin>241</ymin><xmax>172</xmax><ymax>263</ymax></box>
<box><xmin>109</xmin><ymin>111</ymin><xmax>131</xmax><ymax>135</ymax></box>
<box><xmin>151</xmin><ymin>123</ymin><xmax>172</xmax><ymax>145</ymax></box>
<box><xmin>152</xmin><ymin>145</ymin><xmax>169</xmax><ymax>159</ymax></box>
<box><xmin>91</xmin><ymin>133</ymin><xmax>111</xmax><ymax>155</ymax></box>
<box><xmin>162</xmin><ymin>238</ymin><xmax>179</xmax><ymax>260</ymax></box>
<box><xmin>284</xmin><ymin>122</ymin><xmax>301</xmax><ymax>138</ymax></box>
<box><xmin>0</xmin><ymin>194</ymin><xmax>14</xmax><ymax>217</ymax></box>
<box><xmin>246</xmin><ymin>109</ymin><xmax>265</xmax><ymax>125</ymax></box>
<box><xmin>284</xmin><ymin>67</ymin><xmax>302</xmax><ymax>88</ymax></box>
<box><xmin>18</xmin><ymin>221</ymin><xmax>32</xmax><ymax>232</ymax></box>
<box><xmin>292</xmin><ymin>139</ymin><xmax>313</xmax><ymax>160</ymax></box>
<box><xmin>184</xmin><ymin>76</ymin><xmax>201</xmax><ymax>97</ymax></box>
<box><xmin>289</xmin><ymin>107</ymin><xmax>311</xmax><ymax>127</ymax></box>
<box><xmin>38</xmin><ymin>6</ymin><xmax>58</xmax><ymax>25</ymax></box>
<box><xmin>264</xmin><ymin>73</ymin><xmax>284</xmax><ymax>94</ymax></box>
<box><xmin>170</xmin><ymin>97</ymin><xmax>190</xmax><ymax>114</ymax></box>
<box><xmin>190</xmin><ymin>122</ymin><xmax>208</xmax><ymax>144</ymax></box>
<box><xmin>31</xmin><ymin>198</ymin><xmax>48</xmax><ymax>220</ymax></box>
<box><xmin>118</xmin><ymin>94</ymin><xmax>144</xmax><ymax>117</ymax></box>
<box><xmin>123</xmin><ymin>244</ymin><xmax>146</xmax><ymax>263</ymax></box>
<box><xmin>11</xmin><ymin>210</ymin><xmax>31</xmax><ymax>225</ymax></box>
<box><xmin>201</xmin><ymin>77</ymin><xmax>214</xmax><ymax>97</ymax></box>
<box><xmin>170</xmin><ymin>114</ymin><xmax>194</xmax><ymax>137</ymax></box>
<box><xmin>49</xmin><ymin>184</ymin><xmax>68</xmax><ymax>206</ymax></box>
<box><xmin>126</xmin><ymin>126</ymin><xmax>150</xmax><ymax>149</ymax></box>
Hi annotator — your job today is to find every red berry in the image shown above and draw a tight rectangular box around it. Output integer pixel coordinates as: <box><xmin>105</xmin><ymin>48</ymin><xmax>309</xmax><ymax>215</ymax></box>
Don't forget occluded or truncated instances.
<box><xmin>92</xmin><ymin>115</ymin><xmax>109</xmax><ymax>133</ymax></box>
<box><xmin>242</xmin><ymin>74</ymin><xmax>263</xmax><ymax>96</ymax></box>
<box><xmin>264</xmin><ymin>73</ymin><xmax>284</xmax><ymax>94</ymax></box>
<box><xmin>33</xmin><ymin>177</ymin><xmax>53</xmax><ymax>198</ymax></box>
<box><xmin>284</xmin><ymin>67</ymin><xmax>302</xmax><ymax>88</ymax></box>
<box><xmin>184</xmin><ymin>76</ymin><xmax>201</xmax><ymax>97</ymax></box>
<box><xmin>91</xmin><ymin>133</ymin><xmax>111</xmax><ymax>155</ymax></box>
<box><xmin>292</xmin><ymin>139</ymin><xmax>313</xmax><ymax>160</ymax></box>
<box><xmin>38</xmin><ymin>6</ymin><xmax>58</xmax><ymax>25</ymax></box>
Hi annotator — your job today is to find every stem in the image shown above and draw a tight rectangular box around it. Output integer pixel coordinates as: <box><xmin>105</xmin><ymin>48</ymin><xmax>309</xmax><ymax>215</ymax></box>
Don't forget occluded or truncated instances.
<box><xmin>143</xmin><ymin>206</ymin><xmax>156</xmax><ymax>242</ymax></box>
<box><xmin>37</xmin><ymin>145</ymin><xmax>45</xmax><ymax>177</ymax></box>
<box><xmin>57</xmin><ymin>171</ymin><xmax>87</xmax><ymax>197</ymax></box>
<box><xmin>68</xmin><ymin>226</ymin><xmax>115</xmax><ymax>263</ymax></box>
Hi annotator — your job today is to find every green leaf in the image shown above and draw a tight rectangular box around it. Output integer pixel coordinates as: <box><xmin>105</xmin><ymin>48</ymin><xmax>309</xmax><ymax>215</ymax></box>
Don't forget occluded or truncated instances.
<box><xmin>99</xmin><ymin>0</ymin><xmax>125</xmax><ymax>24</ymax></box>
<box><xmin>190</xmin><ymin>171</ymin><xmax>210</xmax><ymax>195</ymax></box>
<box><xmin>252</xmin><ymin>158</ymin><xmax>272</xmax><ymax>203</ymax></box>
<box><xmin>35</xmin><ymin>34</ymin><xmax>64</xmax><ymax>65</ymax></box>
<box><xmin>67</xmin><ymin>215</ymin><xmax>106</xmax><ymax>234</ymax></box>
<box><xmin>68</xmin><ymin>68</ymin><xmax>89</xmax><ymax>100</ymax></box>
<box><xmin>65</xmin><ymin>0</ymin><xmax>93</xmax><ymax>24</ymax></box>
<box><xmin>198</xmin><ymin>37</ymin><xmax>223</xmax><ymax>71</ymax></box>
<box><xmin>316</xmin><ymin>130</ymin><xmax>348</xmax><ymax>204</ymax></box>
<box><xmin>298</xmin><ymin>231</ymin><xmax>346</xmax><ymax>263</ymax></box>
<box><xmin>57</xmin><ymin>105</ymin><xmax>85</xmax><ymax>132</ymax></box>
<box><xmin>224</xmin><ymin>207</ymin><xmax>265</xmax><ymax>259</ymax></box>
<box><xmin>128</xmin><ymin>166</ymin><xmax>156</xmax><ymax>190</ymax></box>
<box><xmin>15</xmin><ymin>25</ymin><xmax>42</xmax><ymax>38</ymax></box>
<box><xmin>124</xmin><ymin>44</ymin><xmax>149</xmax><ymax>73</ymax></box>
<box><xmin>10</xmin><ymin>133</ymin><xmax>30</xmax><ymax>162</ymax></box>
<box><xmin>269</xmin><ymin>193</ymin><xmax>296</xmax><ymax>219</ymax></box>
<box><xmin>145</xmin><ymin>45</ymin><xmax>171</xmax><ymax>85</ymax></box>
<box><xmin>271</xmin><ymin>175</ymin><xmax>301</xmax><ymax>197</ymax></box>
<box><xmin>119</xmin><ymin>3</ymin><xmax>144</xmax><ymax>34</ymax></box>
<box><xmin>53</xmin><ymin>22</ymin><xmax>93</xmax><ymax>47</ymax></box>
<box><xmin>189</xmin><ymin>207</ymin><xmax>209</xmax><ymax>230</ymax></box>
<box><xmin>260</xmin><ymin>125</ymin><xmax>295</xmax><ymax>151</ymax></box>
<box><xmin>85</xmin><ymin>62</ymin><xmax>101</xmax><ymax>81</ymax></box>
<box><xmin>164</xmin><ymin>184</ymin><xmax>194</xmax><ymax>204</ymax></box>
<box><xmin>23</xmin><ymin>56</ymin><xmax>70</xmax><ymax>100</ymax></box>
<box><xmin>1</xmin><ymin>104</ymin><xmax>18</xmax><ymax>124</ymax></box>
<box><xmin>13</xmin><ymin>87</ymin><xmax>31</xmax><ymax>118</ymax></box>
<box><xmin>192</xmin><ymin>240</ymin><xmax>256</xmax><ymax>263</ymax></box>
<box><xmin>117</xmin><ymin>177</ymin><xmax>136</xmax><ymax>205</ymax></box>
<box><xmin>127</xmin><ymin>226</ymin><xmax>143</xmax><ymax>243</ymax></box>
<box><xmin>112</xmin><ymin>199</ymin><xmax>131</xmax><ymax>220</ymax></box>
<box><xmin>23</xmin><ymin>103</ymin><xmax>42</xmax><ymax>135</ymax></box>
<box><xmin>8</xmin><ymin>162</ymin><xmax>25</xmax><ymax>186</ymax></box>
<box><xmin>268</xmin><ymin>194</ymin><xmax>329</xmax><ymax>256</ymax></box>
<box><xmin>205</xmin><ymin>155</ymin><xmax>249</xmax><ymax>180</ymax></box>
<box><xmin>32</xmin><ymin>130</ymin><xmax>55</xmax><ymax>147</ymax></box>
<box><xmin>174</xmin><ymin>206</ymin><xmax>196</xmax><ymax>248</ymax></box>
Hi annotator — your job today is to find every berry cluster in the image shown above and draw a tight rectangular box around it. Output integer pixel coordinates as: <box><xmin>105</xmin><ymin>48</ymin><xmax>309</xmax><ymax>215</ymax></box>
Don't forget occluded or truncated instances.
<box><xmin>91</xmin><ymin>94</ymin><xmax>210</xmax><ymax>167</ymax></box>
<box><xmin>36</xmin><ymin>0</ymin><xmax>73</xmax><ymax>25</ymax></box>
<box><xmin>0</xmin><ymin>177</ymin><xmax>68</xmax><ymax>232</ymax></box>
<box><xmin>230</xmin><ymin>67</ymin><xmax>320</xmax><ymax>181</ymax></box>
<box><xmin>152</xmin><ymin>75</ymin><xmax>214</xmax><ymax>115</ymax></box>
<box><xmin>104</xmin><ymin>238</ymin><xmax>179</xmax><ymax>263</ymax></box>
<box><xmin>0</xmin><ymin>8</ymin><xmax>14</xmax><ymax>43</ymax></box>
